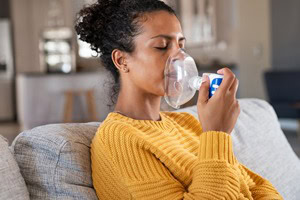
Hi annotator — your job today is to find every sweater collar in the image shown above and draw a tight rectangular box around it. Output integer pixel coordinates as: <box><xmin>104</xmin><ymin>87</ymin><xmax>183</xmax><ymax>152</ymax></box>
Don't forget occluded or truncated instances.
<box><xmin>108</xmin><ymin>112</ymin><xmax>172</xmax><ymax>131</ymax></box>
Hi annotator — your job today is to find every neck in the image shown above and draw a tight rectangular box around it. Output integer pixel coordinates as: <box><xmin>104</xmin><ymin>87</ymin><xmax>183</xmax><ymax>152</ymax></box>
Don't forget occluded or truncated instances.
<box><xmin>114</xmin><ymin>88</ymin><xmax>162</xmax><ymax>121</ymax></box>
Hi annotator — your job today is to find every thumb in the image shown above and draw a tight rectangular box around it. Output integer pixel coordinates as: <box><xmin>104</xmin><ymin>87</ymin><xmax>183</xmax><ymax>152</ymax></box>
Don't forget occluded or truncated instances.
<box><xmin>198</xmin><ymin>75</ymin><xmax>210</xmax><ymax>104</ymax></box>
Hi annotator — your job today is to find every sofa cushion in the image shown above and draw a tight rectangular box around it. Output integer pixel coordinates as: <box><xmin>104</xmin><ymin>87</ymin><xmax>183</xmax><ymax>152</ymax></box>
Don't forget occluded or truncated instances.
<box><xmin>11</xmin><ymin>122</ymin><xmax>100</xmax><ymax>200</ymax></box>
<box><xmin>177</xmin><ymin>98</ymin><xmax>300</xmax><ymax>199</ymax></box>
<box><xmin>0</xmin><ymin>135</ymin><xmax>30</xmax><ymax>200</ymax></box>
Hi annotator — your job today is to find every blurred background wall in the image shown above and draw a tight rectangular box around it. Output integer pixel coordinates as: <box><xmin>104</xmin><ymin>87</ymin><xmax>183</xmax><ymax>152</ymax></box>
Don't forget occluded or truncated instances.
<box><xmin>8</xmin><ymin>0</ymin><xmax>273</xmax><ymax>100</ymax></box>
<box><xmin>271</xmin><ymin>0</ymin><xmax>300</xmax><ymax>70</ymax></box>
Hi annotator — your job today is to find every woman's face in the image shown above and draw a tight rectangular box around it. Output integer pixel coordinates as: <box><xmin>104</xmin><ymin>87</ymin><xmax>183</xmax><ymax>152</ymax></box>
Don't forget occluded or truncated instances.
<box><xmin>125</xmin><ymin>11</ymin><xmax>185</xmax><ymax>97</ymax></box>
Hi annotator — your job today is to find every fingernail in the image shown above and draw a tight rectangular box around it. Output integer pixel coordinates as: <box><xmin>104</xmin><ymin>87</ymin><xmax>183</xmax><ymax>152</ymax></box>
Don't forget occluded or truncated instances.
<box><xmin>217</xmin><ymin>69</ymin><xmax>223</xmax><ymax>73</ymax></box>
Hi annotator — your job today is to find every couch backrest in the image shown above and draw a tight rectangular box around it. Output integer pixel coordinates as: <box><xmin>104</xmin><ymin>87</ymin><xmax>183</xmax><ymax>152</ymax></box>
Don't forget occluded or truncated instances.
<box><xmin>11</xmin><ymin>122</ymin><xmax>100</xmax><ymax>200</ymax></box>
<box><xmin>11</xmin><ymin>98</ymin><xmax>300</xmax><ymax>200</ymax></box>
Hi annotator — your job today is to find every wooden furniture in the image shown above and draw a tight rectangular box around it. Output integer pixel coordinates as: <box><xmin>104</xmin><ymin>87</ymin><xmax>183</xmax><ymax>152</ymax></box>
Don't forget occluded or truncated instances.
<box><xmin>63</xmin><ymin>89</ymin><xmax>97</xmax><ymax>123</ymax></box>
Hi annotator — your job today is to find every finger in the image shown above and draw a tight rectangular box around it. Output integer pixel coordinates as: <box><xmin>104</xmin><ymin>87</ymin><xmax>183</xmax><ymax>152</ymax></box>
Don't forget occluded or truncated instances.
<box><xmin>229</xmin><ymin>78</ymin><xmax>239</xmax><ymax>93</ymax></box>
<box><xmin>217</xmin><ymin>68</ymin><xmax>236</xmax><ymax>92</ymax></box>
<box><xmin>197</xmin><ymin>75</ymin><xmax>210</xmax><ymax>104</ymax></box>
<box><xmin>235</xmin><ymin>99</ymin><xmax>241</xmax><ymax>115</ymax></box>
<box><xmin>234</xmin><ymin>78</ymin><xmax>239</xmax><ymax>94</ymax></box>
<box><xmin>236</xmin><ymin>99</ymin><xmax>240</xmax><ymax>108</ymax></box>
<box><xmin>227</xmin><ymin>79</ymin><xmax>238</xmax><ymax>102</ymax></box>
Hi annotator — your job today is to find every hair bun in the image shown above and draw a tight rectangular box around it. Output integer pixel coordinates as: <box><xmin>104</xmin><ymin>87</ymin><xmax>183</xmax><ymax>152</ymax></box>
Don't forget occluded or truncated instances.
<box><xmin>75</xmin><ymin>0</ymin><xmax>119</xmax><ymax>46</ymax></box>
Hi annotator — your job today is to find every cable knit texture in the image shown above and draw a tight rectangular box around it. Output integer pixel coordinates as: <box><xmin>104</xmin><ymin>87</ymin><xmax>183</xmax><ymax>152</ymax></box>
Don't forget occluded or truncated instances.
<box><xmin>91</xmin><ymin>111</ymin><xmax>283</xmax><ymax>199</ymax></box>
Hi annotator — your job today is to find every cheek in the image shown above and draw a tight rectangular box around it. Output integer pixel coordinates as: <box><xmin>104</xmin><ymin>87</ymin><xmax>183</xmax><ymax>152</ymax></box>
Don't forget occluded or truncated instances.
<box><xmin>137</xmin><ymin>51</ymin><xmax>166</xmax><ymax>79</ymax></box>
<box><xmin>152</xmin><ymin>52</ymin><xmax>169</xmax><ymax>75</ymax></box>
<box><xmin>130</xmin><ymin>49</ymin><xmax>168</xmax><ymax>95</ymax></box>
<box><xmin>152</xmin><ymin>56</ymin><xmax>168</xmax><ymax>95</ymax></box>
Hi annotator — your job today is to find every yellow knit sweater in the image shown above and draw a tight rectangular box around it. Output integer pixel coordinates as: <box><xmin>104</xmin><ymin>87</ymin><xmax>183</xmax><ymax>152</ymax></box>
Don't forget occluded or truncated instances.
<box><xmin>91</xmin><ymin>111</ymin><xmax>283</xmax><ymax>200</ymax></box>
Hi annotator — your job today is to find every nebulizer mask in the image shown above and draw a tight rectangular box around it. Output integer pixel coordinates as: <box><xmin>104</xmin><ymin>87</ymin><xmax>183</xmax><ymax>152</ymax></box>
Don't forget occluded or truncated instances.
<box><xmin>164</xmin><ymin>49</ymin><xmax>223</xmax><ymax>109</ymax></box>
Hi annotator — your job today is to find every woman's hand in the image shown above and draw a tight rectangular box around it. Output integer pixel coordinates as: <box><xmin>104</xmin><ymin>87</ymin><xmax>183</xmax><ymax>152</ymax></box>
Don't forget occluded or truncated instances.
<box><xmin>197</xmin><ymin>68</ymin><xmax>240</xmax><ymax>134</ymax></box>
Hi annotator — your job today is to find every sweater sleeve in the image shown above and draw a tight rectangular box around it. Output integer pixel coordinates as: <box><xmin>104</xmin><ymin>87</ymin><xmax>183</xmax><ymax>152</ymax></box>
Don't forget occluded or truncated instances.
<box><xmin>92</xmin><ymin>122</ymin><xmax>251</xmax><ymax>200</ymax></box>
<box><xmin>186</xmin><ymin>131</ymin><xmax>241</xmax><ymax>199</ymax></box>
<box><xmin>238</xmin><ymin>164</ymin><xmax>283</xmax><ymax>199</ymax></box>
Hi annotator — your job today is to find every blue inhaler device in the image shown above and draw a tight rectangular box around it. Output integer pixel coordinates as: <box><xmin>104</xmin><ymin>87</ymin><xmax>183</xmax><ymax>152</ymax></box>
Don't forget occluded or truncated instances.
<box><xmin>203</xmin><ymin>73</ymin><xmax>224</xmax><ymax>98</ymax></box>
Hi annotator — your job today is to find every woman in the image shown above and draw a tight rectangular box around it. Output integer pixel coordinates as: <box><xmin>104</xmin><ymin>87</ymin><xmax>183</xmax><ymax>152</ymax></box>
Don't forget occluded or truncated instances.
<box><xmin>75</xmin><ymin>0</ymin><xmax>283</xmax><ymax>199</ymax></box>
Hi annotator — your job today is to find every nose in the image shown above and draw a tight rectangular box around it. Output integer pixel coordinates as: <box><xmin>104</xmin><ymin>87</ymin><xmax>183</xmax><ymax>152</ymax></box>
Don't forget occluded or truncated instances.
<box><xmin>168</xmin><ymin>41</ymin><xmax>184</xmax><ymax>57</ymax></box>
<box><xmin>169</xmin><ymin>48</ymin><xmax>186</xmax><ymax>62</ymax></box>
<box><xmin>164</xmin><ymin>42</ymin><xmax>185</xmax><ymax>69</ymax></box>
<box><xmin>172</xmin><ymin>42</ymin><xmax>183</xmax><ymax>52</ymax></box>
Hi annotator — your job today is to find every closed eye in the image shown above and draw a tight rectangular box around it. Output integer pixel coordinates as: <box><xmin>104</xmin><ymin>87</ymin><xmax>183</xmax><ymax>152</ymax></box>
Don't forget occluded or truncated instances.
<box><xmin>155</xmin><ymin>46</ymin><xmax>168</xmax><ymax>51</ymax></box>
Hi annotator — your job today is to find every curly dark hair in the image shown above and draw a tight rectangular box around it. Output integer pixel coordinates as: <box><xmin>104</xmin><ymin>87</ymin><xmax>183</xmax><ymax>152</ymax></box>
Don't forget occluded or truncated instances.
<box><xmin>75</xmin><ymin>0</ymin><xmax>176</xmax><ymax>106</ymax></box>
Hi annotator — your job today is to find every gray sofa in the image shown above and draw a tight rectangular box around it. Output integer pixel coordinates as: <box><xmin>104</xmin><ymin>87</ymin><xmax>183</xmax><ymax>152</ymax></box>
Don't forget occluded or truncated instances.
<box><xmin>1</xmin><ymin>98</ymin><xmax>300</xmax><ymax>200</ymax></box>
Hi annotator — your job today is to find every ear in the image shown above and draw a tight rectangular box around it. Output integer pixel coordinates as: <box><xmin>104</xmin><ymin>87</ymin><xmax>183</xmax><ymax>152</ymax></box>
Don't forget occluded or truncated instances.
<box><xmin>111</xmin><ymin>49</ymin><xmax>129</xmax><ymax>73</ymax></box>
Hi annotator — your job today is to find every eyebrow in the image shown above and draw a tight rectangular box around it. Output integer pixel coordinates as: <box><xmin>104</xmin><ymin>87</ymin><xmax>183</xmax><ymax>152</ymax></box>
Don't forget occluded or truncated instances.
<box><xmin>150</xmin><ymin>34</ymin><xmax>186</xmax><ymax>41</ymax></box>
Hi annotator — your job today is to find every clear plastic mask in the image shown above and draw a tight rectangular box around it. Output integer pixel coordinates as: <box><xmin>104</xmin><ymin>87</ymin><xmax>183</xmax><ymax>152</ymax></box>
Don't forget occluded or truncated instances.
<box><xmin>163</xmin><ymin>49</ymin><xmax>223</xmax><ymax>109</ymax></box>
<box><xmin>164</xmin><ymin>49</ymin><xmax>200</xmax><ymax>109</ymax></box>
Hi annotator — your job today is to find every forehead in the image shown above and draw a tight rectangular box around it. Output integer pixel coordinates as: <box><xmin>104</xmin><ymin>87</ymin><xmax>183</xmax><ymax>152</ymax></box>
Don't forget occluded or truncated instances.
<box><xmin>137</xmin><ymin>11</ymin><xmax>183</xmax><ymax>39</ymax></box>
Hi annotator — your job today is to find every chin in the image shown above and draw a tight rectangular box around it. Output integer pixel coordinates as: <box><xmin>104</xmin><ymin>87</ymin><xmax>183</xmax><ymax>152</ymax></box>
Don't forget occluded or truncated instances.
<box><xmin>158</xmin><ymin>92</ymin><xmax>165</xmax><ymax>97</ymax></box>
<box><xmin>150</xmin><ymin>89</ymin><xmax>164</xmax><ymax>97</ymax></box>
<box><xmin>157</xmin><ymin>85</ymin><xmax>165</xmax><ymax>96</ymax></box>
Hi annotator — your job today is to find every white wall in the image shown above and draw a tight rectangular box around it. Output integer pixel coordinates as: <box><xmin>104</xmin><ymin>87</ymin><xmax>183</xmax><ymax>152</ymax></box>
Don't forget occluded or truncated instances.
<box><xmin>184</xmin><ymin>0</ymin><xmax>271</xmax><ymax>100</ymax></box>
<box><xmin>234</xmin><ymin>0</ymin><xmax>271</xmax><ymax>100</ymax></box>
<box><xmin>271</xmin><ymin>0</ymin><xmax>300</xmax><ymax>70</ymax></box>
